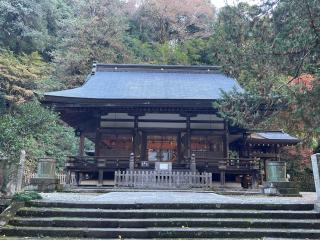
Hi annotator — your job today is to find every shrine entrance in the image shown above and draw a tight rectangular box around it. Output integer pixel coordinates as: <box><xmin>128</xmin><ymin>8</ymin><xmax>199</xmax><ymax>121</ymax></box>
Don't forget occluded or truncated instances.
<box><xmin>145</xmin><ymin>134</ymin><xmax>178</xmax><ymax>163</ymax></box>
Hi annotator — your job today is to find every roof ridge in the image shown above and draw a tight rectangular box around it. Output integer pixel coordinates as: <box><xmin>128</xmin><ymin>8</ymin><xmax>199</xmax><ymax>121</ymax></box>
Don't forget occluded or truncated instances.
<box><xmin>91</xmin><ymin>63</ymin><xmax>222</xmax><ymax>74</ymax></box>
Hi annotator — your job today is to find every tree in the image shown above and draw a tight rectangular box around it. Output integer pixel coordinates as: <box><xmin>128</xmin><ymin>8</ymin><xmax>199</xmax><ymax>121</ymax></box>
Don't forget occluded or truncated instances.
<box><xmin>53</xmin><ymin>0</ymin><xmax>130</xmax><ymax>87</ymax></box>
<box><xmin>0</xmin><ymin>0</ymin><xmax>72</xmax><ymax>57</ymax></box>
<box><xmin>0</xmin><ymin>101</ymin><xmax>77</xmax><ymax>194</ymax></box>
<box><xmin>212</xmin><ymin>0</ymin><xmax>320</xmax><ymax>190</ymax></box>
<box><xmin>128</xmin><ymin>0</ymin><xmax>215</xmax><ymax>43</ymax></box>
<box><xmin>0</xmin><ymin>49</ymin><xmax>51</xmax><ymax>105</ymax></box>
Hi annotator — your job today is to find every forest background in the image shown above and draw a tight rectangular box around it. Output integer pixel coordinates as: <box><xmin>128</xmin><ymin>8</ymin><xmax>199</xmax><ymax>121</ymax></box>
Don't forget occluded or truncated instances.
<box><xmin>0</xmin><ymin>0</ymin><xmax>319</xmax><ymax>194</ymax></box>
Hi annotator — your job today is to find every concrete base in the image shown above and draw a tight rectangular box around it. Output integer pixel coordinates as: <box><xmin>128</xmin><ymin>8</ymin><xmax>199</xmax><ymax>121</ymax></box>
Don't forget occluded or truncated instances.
<box><xmin>314</xmin><ymin>201</ymin><xmax>320</xmax><ymax>212</ymax></box>
<box><xmin>262</xmin><ymin>181</ymin><xmax>300</xmax><ymax>197</ymax></box>
<box><xmin>30</xmin><ymin>178</ymin><xmax>60</xmax><ymax>192</ymax></box>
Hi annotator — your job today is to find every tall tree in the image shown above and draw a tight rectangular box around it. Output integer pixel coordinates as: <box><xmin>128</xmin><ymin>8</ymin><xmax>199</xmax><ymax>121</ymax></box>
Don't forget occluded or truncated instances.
<box><xmin>128</xmin><ymin>0</ymin><xmax>215</xmax><ymax>43</ymax></box>
<box><xmin>53</xmin><ymin>0</ymin><xmax>130</xmax><ymax>87</ymax></box>
<box><xmin>0</xmin><ymin>49</ymin><xmax>51</xmax><ymax>105</ymax></box>
<box><xmin>0</xmin><ymin>0</ymin><xmax>72</xmax><ymax>57</ymax></box>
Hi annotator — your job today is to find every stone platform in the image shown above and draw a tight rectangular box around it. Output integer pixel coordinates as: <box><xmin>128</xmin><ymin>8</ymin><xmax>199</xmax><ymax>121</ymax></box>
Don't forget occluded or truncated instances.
<box><xmin>38</xmin><ymin>191</ymin><xmax>316</xmax><ymax>205</ymax></box>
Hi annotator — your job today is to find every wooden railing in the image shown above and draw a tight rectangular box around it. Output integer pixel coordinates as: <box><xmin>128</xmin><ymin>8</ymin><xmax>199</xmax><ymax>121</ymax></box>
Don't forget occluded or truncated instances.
<box><xmin>66</xmin><ymin>155</ymin><xmax>260</xmax><ymax>172</ymax></box>
<box><xmin>195</xmin><ymin>157</ymin><xmax>260</xmax><ymax>171</ymax></box>
<box><xmin>115</xmin><ymin>170</ymin><xmax>212</xmax><ymax>189</ymax></box>
<box><xmin>66</xmin><ymin>155</ymin><xmax>131</xmax><ymax>170</ymax></box>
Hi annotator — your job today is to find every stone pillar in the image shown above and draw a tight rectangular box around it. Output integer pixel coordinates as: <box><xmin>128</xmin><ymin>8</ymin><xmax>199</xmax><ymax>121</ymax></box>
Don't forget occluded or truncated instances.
<box><xmin>16</xmin><ymin>150</ymin><xmax>26</xmax><ymax>192</ymax></box>
<box><xmin>311</xmin><ymin>154</ymin><xmax>320</xmax><ymax>211</ymax></box>
<box><xmin>98</xmin><ymin>169</ymin><xmax>104</xmax><ymax>187</ymax></box>
<box><xmin>190</xmin><ymin>153</ymin><xmax>196</xmax><ymax>172</ymax></box>
<box><xmin>219</xmin><ymin>161</ymin><xmax>226</xmax><ymax>187</ymax></box>
<box><xmin>129</xmin><ymin>152</ymin><xmax>135</xmax><ymax>170</ymax></box>
<box><xmin>220</xmin><ymin>170</ymin><xmax>226</xmax><ymax>186</ymax></box>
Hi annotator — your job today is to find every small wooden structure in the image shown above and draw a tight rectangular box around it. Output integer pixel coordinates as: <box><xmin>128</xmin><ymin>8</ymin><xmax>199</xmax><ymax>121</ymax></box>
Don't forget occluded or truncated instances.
<box><xmin>41</xmin><ymin>64</ymin><xmax>299</xmax><ymax>188</ymax></box>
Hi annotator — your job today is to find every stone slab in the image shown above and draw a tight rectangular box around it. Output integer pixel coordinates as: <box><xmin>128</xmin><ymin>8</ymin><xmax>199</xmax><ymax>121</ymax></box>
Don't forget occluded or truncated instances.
<box><xmin>39</xmin><ymin>191</ymin><xmax>316</xmax><ymax>205</ymax></box>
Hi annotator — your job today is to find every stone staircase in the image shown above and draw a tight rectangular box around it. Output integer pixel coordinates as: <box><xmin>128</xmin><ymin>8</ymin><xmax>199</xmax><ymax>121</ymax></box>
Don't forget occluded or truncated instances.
<box><xmin>1</xmin><ymin>201</ymin><xmax>320</xmax><ymax>239</ymax></box>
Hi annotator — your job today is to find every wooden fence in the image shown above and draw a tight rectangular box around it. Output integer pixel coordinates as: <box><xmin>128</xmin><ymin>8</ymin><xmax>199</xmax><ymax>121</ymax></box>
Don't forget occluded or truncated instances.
<box><xmin>23</xmin><ymin>172</ymin><xmax>76</xmax><ymax>186</ymax></box>
<box><xmin>114</xmin><ymin>170</ymin><xmax>212</xmax><ymax>189</ymax></box>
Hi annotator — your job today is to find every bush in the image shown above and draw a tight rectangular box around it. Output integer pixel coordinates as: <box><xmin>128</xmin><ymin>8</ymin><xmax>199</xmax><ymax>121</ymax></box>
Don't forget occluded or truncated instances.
<box><xmin>12</xmin><ymin>191</ymin><xmax>42</xmax><ymax>202</ymax></box>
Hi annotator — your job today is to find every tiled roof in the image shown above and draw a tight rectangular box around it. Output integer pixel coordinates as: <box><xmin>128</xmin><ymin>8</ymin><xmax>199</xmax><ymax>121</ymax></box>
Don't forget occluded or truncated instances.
<box><xmin>247</xmin><ymin>130</ymin><xmax>299</xmax><ymax>145</ymax></box>
<box><xmin>44</xmin><ymin>64</ymin><xmax>243</xmax><ymax>100</ymax></box>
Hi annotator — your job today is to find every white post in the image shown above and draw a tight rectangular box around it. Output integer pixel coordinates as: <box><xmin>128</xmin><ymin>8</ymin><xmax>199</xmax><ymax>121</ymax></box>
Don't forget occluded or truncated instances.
<box><xmin>311</xmin><ymin>154</ymin><xmax>320</xmax><ymax>211</ymax></box>
<box><xmin>16</xmin><ymin>150</ymin><xmax>26</xmax><ymax>192</ymax></box>
<box><xmin>190</xmin><ymin>153</ymin><xmax>196</xmax><ymax>173</ymax></box>
<box><xmin>129</xmin><ymin>152</ymin><xmax>135</xmax><ymax>170</ymax></box>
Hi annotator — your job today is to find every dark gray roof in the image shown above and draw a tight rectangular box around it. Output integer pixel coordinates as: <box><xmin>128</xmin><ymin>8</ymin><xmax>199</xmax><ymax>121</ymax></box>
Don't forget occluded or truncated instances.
<box><xmin>256</xmin><ymin>131</ymin><xmax>298</xmax><ymax>141</ymax></box>
<box><xmin>247</xmin><ymin>130</ymin><xmax>299</xmax><ymax>144</ymax></box>
<box><xmin>44</xmin><ymin>64</ymin><xmax>243</xmax><ymax>100</ymax></box>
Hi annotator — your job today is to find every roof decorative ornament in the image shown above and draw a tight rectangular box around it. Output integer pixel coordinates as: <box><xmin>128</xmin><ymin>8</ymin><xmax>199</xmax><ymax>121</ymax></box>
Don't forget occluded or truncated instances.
<box><xmin>91</xmin><ymin>61</ymin><xmax>97</xmax><ymax>75</ymax></box>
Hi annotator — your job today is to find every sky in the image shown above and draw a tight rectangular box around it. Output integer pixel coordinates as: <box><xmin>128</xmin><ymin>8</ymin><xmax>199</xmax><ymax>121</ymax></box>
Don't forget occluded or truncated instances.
<box><xmin>212</xmin><ymin>0</ymin><xmax>261</xmax><ymax>9</ymax></box>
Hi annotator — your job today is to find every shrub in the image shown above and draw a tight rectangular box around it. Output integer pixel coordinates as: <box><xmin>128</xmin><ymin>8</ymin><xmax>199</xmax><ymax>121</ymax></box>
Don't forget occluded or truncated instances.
<box><xmin>12</xmin><ymin>191</ymin><xmax>42</xmax><ymax>202</ymax></box>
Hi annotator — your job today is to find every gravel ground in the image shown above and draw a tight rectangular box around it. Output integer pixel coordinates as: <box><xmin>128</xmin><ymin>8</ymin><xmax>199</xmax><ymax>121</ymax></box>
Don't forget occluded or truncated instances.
<box><xmin>39</xmin><ymin>191</ymin><xmax>316</xmax><ymax>204</ymax></box>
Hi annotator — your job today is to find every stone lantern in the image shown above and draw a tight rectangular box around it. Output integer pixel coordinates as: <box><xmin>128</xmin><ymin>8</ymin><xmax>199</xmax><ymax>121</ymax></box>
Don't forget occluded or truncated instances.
<box><xmin>30</xmin><ymin>158</ymin><xmax>60</xmax><ymax>192</ymax></box>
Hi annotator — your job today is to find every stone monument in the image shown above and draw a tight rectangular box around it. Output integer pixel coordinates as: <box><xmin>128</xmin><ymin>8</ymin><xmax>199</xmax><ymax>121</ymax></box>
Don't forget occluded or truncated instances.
<box><xmin>263</xmin><ymin>160</ymin><xmax>300</xmax><ymax>196</ymax></box>
<box><xmin>30</xmin><ymin>158</ymin><xmax>60</xmax><ymax>192</ymax></box>
<box><xmin>311</xmin><ymin>153</ymin><xmax>320</xmax><ymax>211</ymax></box>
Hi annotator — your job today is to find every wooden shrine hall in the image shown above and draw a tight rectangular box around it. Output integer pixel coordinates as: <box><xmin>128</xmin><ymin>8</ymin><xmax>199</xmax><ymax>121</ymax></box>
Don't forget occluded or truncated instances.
<box><xmin>41</xmin><ymin>64</ymin><xmax>299</xmax><ymax>188</ymax></box>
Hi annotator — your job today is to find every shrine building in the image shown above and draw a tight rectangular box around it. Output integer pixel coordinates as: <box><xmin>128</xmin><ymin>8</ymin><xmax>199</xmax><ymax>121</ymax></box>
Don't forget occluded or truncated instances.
<box><xmin>41</xmin><ymin>64</ymin><xmax>299</xmax><ymax>188</ymax></box>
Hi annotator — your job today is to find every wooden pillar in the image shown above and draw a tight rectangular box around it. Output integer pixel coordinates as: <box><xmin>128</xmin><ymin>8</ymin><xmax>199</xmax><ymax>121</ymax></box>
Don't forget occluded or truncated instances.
<box><xmin>95</xmin><ymin>128</ymin><xmax>101</xmax><ymax>156</ymax></box>
<box><xmin>223</xmin><ymin>120</ymin><xmax>229</xmax><ymax>158</ymax></box>
<box><xmin>220</xmin><ymin>120</ymin><xmax>229</xmax><ymax>187</ymax></box>
<box><xmin>79</xmin><ymin>134</ymin><xmax>85</xmax><ymax>157</ymax></box>
<box><xmin>95</xmin><ymin>124</ymin><xmax>103</xmax><ymax>186</ymax></box>
<box><xmin>133</xmin><ymin>116</ymin><xmax>139</xmax><ymax>159</ymax></box>
<box><xmin>186</xmin><ymin>116</ymin><xmax>191</xmax><ymax>162</ymax></box>
<box><xmin>177</xmin><ymin>132</ymin><xmax>182</xmax><ymax>164</ymax></box>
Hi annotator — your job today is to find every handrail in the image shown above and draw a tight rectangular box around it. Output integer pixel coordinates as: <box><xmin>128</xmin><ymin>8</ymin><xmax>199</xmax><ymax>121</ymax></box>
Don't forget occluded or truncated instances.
<box><xmin>66</xmin><ymin>155</ymin><xmax>260</xmax><ymax>170</ymax></box>
<box><xmin>67</xmin><ymin>155</ymin><xmax>130</xmax><ymax>159</ymax></box>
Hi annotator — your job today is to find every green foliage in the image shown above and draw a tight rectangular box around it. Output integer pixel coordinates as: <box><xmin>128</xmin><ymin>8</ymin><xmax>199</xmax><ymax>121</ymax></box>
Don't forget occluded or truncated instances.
<box><xmin>128</xmin><ymin>0</ymin><xmax>215</xmax><ymax>43</ymax></box>
<box><xmin>0</xmin><ymin>0</ymin><xmax>72</xmax><ymax>56</ymax></box>
<box><xmin>53</xmin><ymin>0</ymin><xmax>130</xmax><ymax>87</ymax></box>
<box><xmin>213</xmin><ymin>0</ymin><xmax>320</xmax><ymax>189</ymax></box>
<box><xmin>12</xmin><ymin>191</ymin><xmax>42</xmax><ymax>202</ymax></box>
<box><xmin>0</xmin><ymin>101</ymin><xmax>77</xmax><ymax>193</ymax></box>
<box><xmin>0</xmin><ymin>49</ymin><xmax>51</xmax><ymax>104</ymax></box>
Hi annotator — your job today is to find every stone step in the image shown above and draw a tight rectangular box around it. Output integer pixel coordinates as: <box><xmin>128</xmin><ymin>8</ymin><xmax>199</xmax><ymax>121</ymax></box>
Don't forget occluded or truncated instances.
<box><xmin>2</xmin><ymin>226</ymin><xmax>320</xmax><ymax>239</ymax></box>
<box><xmin>10</xmin><ymin>217</ymin><xmax>320</xmax><ymax>229</ymax></box>
<box><xmin>16</xmin><ymin>207</ymin><xmax>320</xmax><ymax>219</ymax></box>
<box><xmin>0</xmin><ymin>237</ymin><xmax>312</xmax><ymax>240</ymax></box>
<box><xmin>27</xmin><ymin>201</ymin><xmax>314</xmax><ymax>211</ymax></box>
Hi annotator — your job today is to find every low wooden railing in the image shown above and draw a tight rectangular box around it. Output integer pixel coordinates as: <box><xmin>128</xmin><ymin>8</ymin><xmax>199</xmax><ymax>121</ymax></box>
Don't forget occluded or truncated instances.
<box><xmin>66</xmin><ymin>155</ymin><xmax>260</xmax><ymax>172</ymax></box>
<box><xmin>196</xmin><ymin>157</ymin><xmax>260</xmax><ymax>171</ymax></box>
<box><xmin>66</xmin><ymin>155</ymin><xmax>131</xmax><ymax>170</ymax></box>
<box><xmin>115</xmin><ymin>170</ymin><xmax>212</xmax><ymax>189</ymax></box>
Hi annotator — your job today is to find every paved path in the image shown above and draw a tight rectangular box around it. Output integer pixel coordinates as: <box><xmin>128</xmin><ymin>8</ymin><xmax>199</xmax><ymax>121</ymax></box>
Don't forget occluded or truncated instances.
<box><xmin>39</xmin><ymin>191</ymin><xmax>316</xmax><ymax>204</ymax></box>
